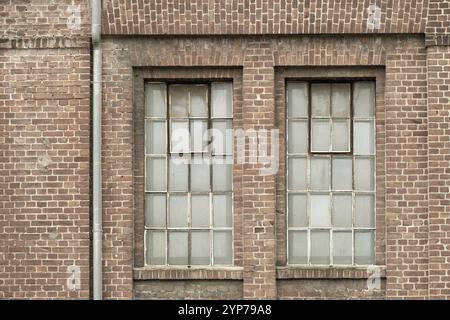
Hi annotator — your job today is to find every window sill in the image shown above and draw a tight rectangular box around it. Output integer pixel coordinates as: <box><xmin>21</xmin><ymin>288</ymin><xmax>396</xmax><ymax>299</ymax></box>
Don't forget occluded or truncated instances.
<box><xmin>276</xmin><ymin>266</ymin><xmax>386</xmax><ymax>279</ymax></box>
<box><xmin>134</xmin><ymin>267</ymin><xmax>244</xmax><ymax>280</ymax></box>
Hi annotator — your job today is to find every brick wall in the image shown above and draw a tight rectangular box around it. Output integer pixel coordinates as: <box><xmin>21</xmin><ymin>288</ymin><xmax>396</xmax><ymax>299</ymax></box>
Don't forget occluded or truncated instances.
<box><xmin>2</xmin><ymin>0</ymin><xmax>450</xmax><ymax>300</ymax></box>
<box><xmin>0</xmin><ymin>1</ymin><xmax>91</xmax><ymax>299</ymax></box>
<box><xmin>427</xmin><ymin>46</ymin><xmax>450</xmax><ymax>299</ymax></box>
<box><xmin>101</xmin><ymin>0</ymin><xmax>427</xmax><ymax>35</ymax></box>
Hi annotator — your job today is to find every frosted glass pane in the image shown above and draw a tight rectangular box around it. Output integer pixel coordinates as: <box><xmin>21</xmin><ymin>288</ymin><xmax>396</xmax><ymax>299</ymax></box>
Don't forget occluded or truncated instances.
<box><xmin>191</xmin><ymin>231</ymin><xmax>211</xmax><ymax>265</ymax></box>
<box><xmin>190</xmin><ymin>120</ymin><xmax>208</xmax><ymax>152</ymax></box>
<box><xmin>288</xmin><ymin>157</ymin><xmax>307</xmax><ymax>190</ymax></box>
<box><xmin>146</xmin><ymin>231</ymin><xmax>166</xmax><ymax>265</ymax></box>
<box><xmin>311</xmin><ymin>120</ymin><xmax>331</xmax><ymax>152</ymax></box>
<box><xmin>332</xmin><ymin>83</ymin><xmax>351</xmax><ymax>117</ymax></box>
<box><xmin>170</xmin><ymin>86</ymin><xmax>189</xmax><ymax>118</ymax></box>
<box><xmin>146</xmin><ymin>121</ymin><xmax>166</xmax><ymax>154</ymax></box>
<box><xmin>311</xmin><ymin>231</ymin><xmax>330</xmax><ymax>265</ymax></box>
<box><xmin>355</xmin><ymin>194</ymin><xmax>375</xmax><ymax>228</ymax></box>
<box><xmin>332</xmin><ymin>194</ymin><xmax>352</xmax><ymax>228</ymax></box>
<box><xmin>332</xmin><ymin>120</ymin><xmax>350</xmax><ymax>152</ymax></box>
<box><xmin>212</xmin><ymin>157</ymin><xmax>233</xmax><ymax>191</ymax></box>
<box><xmin>287</xmin><ymin>82</ymin><xmax>308</xmax><ymax>118</ymax></box>
<box><xmin>168</xmin><ymin>195</ymin><xmax>188</xmax><ymax>227</ymax></box>
<box><xmin>354</xmin><ymin>121</ymin><xmax>374</xmax><ymax>155</ymax></box>
<box><xmin>211</xmin><ymin>120</ymin><xmax>233</xmax><ymax>155</ymax></box>
<box><xmin>145</xmin><ymin>83</ymin><xmax>166</xmax><ymax>118</ymax></box>
<box><xmin>310</xmin><ymin>194</ymin><xmax>331</xmax><ymax>227</ymax></box>
<box><xmin>191</xmin><ymin>195</ymin><xmax>210</xmax><ymax>228</ymax></box>
<box><xmin>146</xmin><ymin>157</ymin><xmax>166</xmax><ymax>191</ymax></box>
<box><xmin>333</xmin><ymin>232</ymin><xmax>352</xmax><ymax>265</ymax></box>
<box><xmin>332</xmin><ymin>157</ymin><xmax>353</xmax><ymax>190</ymax></box>
<box><xmin>145</xmin><ymin>194</ymin><xmax>166</xmax><ymax>228</ymax></box>
<box><xmin>214</xmin><ymin>231</ymin><xmax>232</xmax><ymax>265</ymax></box>
<box><xmin>212</xmin><ymin>82</ymin><xmax>233</xmax><ymax>118</ymax></box>
<box><xmin>168</xmin><ymin>232</ymin><xmax>188</xmax><ymax>265</ymax></box>
<box><xmin>171</xmin><ymin>121</ymin><xmax>189</xmax><ymax>153</ymax></box>
<box><xmin>169</xmin><ymin>157</ymin><xmax>188</xmax><ymax>191</ymax></box>
<box><xmin>355</xmin><ymin>157</ymin><xmax>375</xmax><ymax>191</ymax></box>
<box><xmin>288</xmin><ymin>120</ymin><xmax>308</xmax><ymax>154</ymax></box>
<box><xmin>190</xmin><ymin>85</ymin><xmax>208</xmax><ymax>117</ymax></box>
<box><xmin>354</xmin><ymin>82</ymin><xmax>375</xmax><ymax>118</ymax></box>
<box><xmin>213</xmin><ymin>194</ymin><xmax>233</xmax><ymax>228</ymax></box>
<box><xmin>310</xmin><ymin>157</ymin><xmax>330</xmax><ymax>190</ymax></box>
<box><xmin>288</xmin><ymin>194</ymin><xmax>307</xmax><ymax>227</ymax></box>
<box><xmin>288</xmin><ymin>231</ymin><xmax>307</xmax><ymax>264</ymax></box>
<box><xmin>311</xmin><ymin>83</ymin><xmax>331</xmax><ymax>117</ymax></box>
<box><xmin>191</xmin><ymin>161</ymin><xmax>210</xmax><ymax>192</ymax></box>
<box><xmin>355</xmin><ymin>231</ymin><xmax>375</xmax><ymax>265</ymax></box>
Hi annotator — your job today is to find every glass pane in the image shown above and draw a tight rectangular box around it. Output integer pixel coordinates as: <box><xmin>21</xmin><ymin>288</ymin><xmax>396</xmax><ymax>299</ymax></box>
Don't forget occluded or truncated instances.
<box><xmin>288</xmin><ymin>194</ymin><xmax>307</xmax><ymax>227</ymax></box>
<box><xmin>311</xmin><ymin>120</ymin><xmax>331</xmax><ymax>152</ymax></box>
<box><xmin>354</xmin><ymin>121</ymin><xmax>374</xmax><ymax>155</ymax></box>
<box><xmin>288</xmin><ymin>157</ymin><xmax>307</xmax><ymax>190</ymax></box>
<box><xmin>169</xmin><ymin>156</ymin><xmax>188</xmax><ymax>191</ymax></box>
<box><xmin>168</xmin><ymin>232</ymin><xmax>188</xmax><ymax>265</ymax></box>
<box><xmin>213</xmin><ymin>194</ymin><xmax>233</xmax><ymax>228</ymax></box>
<box><xmin>168</xmin><ymin>195</ymin><xmax>188</xmax><ymax>227</ymax></box>
<box><xmin>211</xmin><ymin>120</ymin><xmax>233</xmax><ymax>155</ymax></box>
<box><xmin>355</xmin><ymin>194</ymin><xmax>375</xmax><ymax>228</ymax></box>
<box><xmin>191</xmin><ymin>160</ymin><xmax>210</xmax><ymax>192</ymax></box>
<box><xmin>332</xmin><ymin>120</ymin><xmax>350</xmax><ymax>152</ymax></box>
<box><xmin>310</xmin><ymin>157</ymin><xmax>330</xmax><ymax>190</ymax></box>
<box><xmin>332</xmin><ymin>83</ymin><xmax>351</xmax><ymax>117</ymax></box>
<box><xmin>145</xmin><ymin>83</ymin><xmax>166</xmax><ymax>118</ymax></box>
<box><xmin>311</xmin><ymin>83</ymin><xmax>331</xmax><ymax>117</ymax></box>
<box><xmin>288</xmin><ymin>120</ymin><xmax>308</xmax><ymax>154</ymax></box>
<box><xmin>332</xmin><ymin>157</ymin><xmax>353</xmax><ymax>190</ymax></box>
<box><xmin>191</xmin><ymin>231</ymin><xmax>211</xmax><ymax>265</ymax></box>
<box><xmin>332</xmin><ymin>194</ymin><xmax>352</xmax><ymax>228</ymax></box>
<box><xmin>311</xmin><ymin>231</ymin><xmax>330</xmax><ymax>265</ymax></box>
<box><xmin>333</xmin><ymin>232</ymin><xmax>352</xmax><ymax>265</ymax></box>
<box><xmin>214</xmin><ymin>231</ymin><xmax>232</xmax><ymax>265</ymax></box>
<box><xmin>146</xmin><ymin>121</ymin><xmax>166</xmax><ymax>154</ymax></box>
<box><xmin>190</xmin><ymin>85</ymin><xmax>208</xmax><ymax>117</ymax></box>
<box><xmin>145</xmin><ymin>194</ymin><xmax>166</xmax><ymax>228</ymax></box>
<box><xmin>354</xmin><ymin>82</ymin><xmax>375</xmax><ymax>118</ymax></box>
<box><xmin>212</xmin><ymin>82</ymin><xmax>233</xmax><ymax>118</ymax></box>
<box><xmin>355</xmin><ymin>231</ymin><xmax>375</xmax><ymax>265</ymax></box>
<box><xmin>212</xmin><ymin>157</ymin><xmax>233</xmax><ymax>191</ymax></box>
<box><xmin>310</xmin><ymin>194</ymin><xmax>331</xmax><ymax>227</ymax></box>
<box><xmin>191</xmin><ymin>195</ymin><xmax>210</xmax><ymax>228</ymax></box>
<box><xmin>146</xmin><ymin>157</ymin><xmax>166</xmax><ymax>191</ymax></box>
<box><xmin>287</xmin><ymin>82</ymin><xmax>308</xmax><ymax>118</ymax></box>
<box><xmin>170</xmin><ymin>85</ymin><xmax>189</xmax><ymax>118</ymax></box>
<box><xmin>190</xmin><ymin>120</ymin><xmax>208</xmax><ymax>152</ymax></box>
<box><xmin>355</xmin><ymin>157</ymin><xmax>375</xmax><ymax>191</ymax></box>
<box><xmin>288</xmin><ymin>231</ymin><xmax>307</xmax><ymax>264</ymax></box>
<box><xmin>146</xmin><ymin>231</ymin><xmax>166</xmax><ymax>265</ymax></box>
<box><xmin>171</xmin><ymin>121</ymin><xmax>189</xmax><ymax>153</ymax></box>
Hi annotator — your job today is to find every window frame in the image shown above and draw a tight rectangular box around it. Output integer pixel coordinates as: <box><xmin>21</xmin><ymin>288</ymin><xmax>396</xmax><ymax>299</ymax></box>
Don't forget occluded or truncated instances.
<box><xmin>286</xmin><ymin>79</ymin><xmax>377</xmax><ymax>267</ymax></box>
<box><xmin>144</xmin><ymin>81</ymin><xmax>235</xmax><ymax>268</ymax></box>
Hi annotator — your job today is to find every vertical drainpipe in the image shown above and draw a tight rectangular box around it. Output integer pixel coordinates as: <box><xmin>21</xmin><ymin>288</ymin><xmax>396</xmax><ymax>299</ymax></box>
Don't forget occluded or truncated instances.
<box><xmin>91</xmin><ymin>0</ymin><xmax>102</xmax><ymax>300</ymax></box>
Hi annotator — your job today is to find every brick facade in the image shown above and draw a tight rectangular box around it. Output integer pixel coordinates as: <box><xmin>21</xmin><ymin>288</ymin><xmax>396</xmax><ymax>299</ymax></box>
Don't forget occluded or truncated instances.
<box><xmin>1</xmin><ymin>0</ymin><xmax>450</xmax><ymax>300</ymax></box>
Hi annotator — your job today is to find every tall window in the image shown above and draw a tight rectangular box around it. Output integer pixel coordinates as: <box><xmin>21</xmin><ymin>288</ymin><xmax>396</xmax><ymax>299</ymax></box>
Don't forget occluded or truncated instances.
<box><xmin>287</xmin><ymin>81</ymin><xmax>376</xmax><ymax>266</ymax></box>
<box><xmin>144</xmin><ymin>82</ymin><xmax>233</xmax><ymax>266</ymax></box>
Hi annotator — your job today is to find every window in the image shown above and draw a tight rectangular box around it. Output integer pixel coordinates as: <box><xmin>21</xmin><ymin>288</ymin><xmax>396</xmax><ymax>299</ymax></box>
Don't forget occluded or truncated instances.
<box><xmin>287</xmin><ymin>81</ymin><xmax>376</xmax><ymax>266</ymax></box>
<box><xmin>144</xmin><ymin>82</ymin><xmax>234</xmax><ymax>266</ymax></box>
